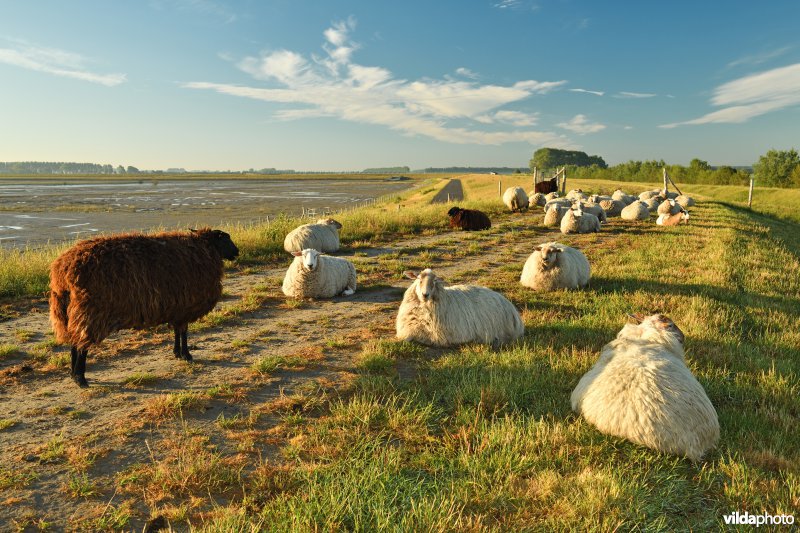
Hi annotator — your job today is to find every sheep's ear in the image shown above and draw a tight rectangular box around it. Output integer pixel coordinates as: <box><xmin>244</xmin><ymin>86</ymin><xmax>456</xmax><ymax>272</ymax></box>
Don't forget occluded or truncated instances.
<box><xmin>291</xmin><ymin>251</ymin><xmax>302</xmax><ymax>257</ymax></box>
<box><xmin>403</xmin><ymin>270</ymin><xmax>419</xmax><ymax>280</ymax></box>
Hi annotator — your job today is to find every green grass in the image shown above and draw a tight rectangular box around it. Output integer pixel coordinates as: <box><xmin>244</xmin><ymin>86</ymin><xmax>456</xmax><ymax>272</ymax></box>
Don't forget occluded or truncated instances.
<box><xmin>0</xmin><ymin>343</ymin><xmax>21</xmax><ymax>359</ymax></box>
<box><xmin>193</xmin><ymin>194</ymin><xmax>799</xmax><ymax>531</ymax></box>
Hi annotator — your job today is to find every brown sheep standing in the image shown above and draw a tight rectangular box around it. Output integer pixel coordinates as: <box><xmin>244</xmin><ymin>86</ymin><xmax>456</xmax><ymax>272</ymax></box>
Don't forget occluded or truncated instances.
<box><xmin>49</xmin><ymin>228</ymin><xmax>239</xmax><ymax>387</ymax></box>
<box><xmin>447</xmin><ymin>207</ymin><xmax>491</xmax><ymax>231</ymax></box>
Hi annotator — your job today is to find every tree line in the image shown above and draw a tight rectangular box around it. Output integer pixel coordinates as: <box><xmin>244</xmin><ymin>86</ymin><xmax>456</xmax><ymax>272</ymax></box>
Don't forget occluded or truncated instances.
<box><xmin>0</xmin><ymin>162</ymin><xmax>139</xmax><ymax>174</ymax></box>
<box><xmin>528</xmin><ymin>148</ymin><xmax>800</xmax><ymax>188</ymax></box>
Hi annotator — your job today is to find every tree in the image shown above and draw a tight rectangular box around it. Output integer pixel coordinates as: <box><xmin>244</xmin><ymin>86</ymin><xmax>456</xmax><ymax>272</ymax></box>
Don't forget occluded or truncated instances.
<box><xmin>689</xmin><ymin>158</ymin><xmax>711</xmax><ymax>171</ymax></box>
<box><xmin>753</xmin><ymin>148</ymin><xmax>800</xmax><ymax>187</ymax></box>
<box><xmin>127</xmin><ymin>166</ymin><xmax>140</xmax><ymax>173</ymax></box>
<box><xmin>529</xmin><ymin>148</ymin><xmax>607</xmax><ymax>171</ymax></box>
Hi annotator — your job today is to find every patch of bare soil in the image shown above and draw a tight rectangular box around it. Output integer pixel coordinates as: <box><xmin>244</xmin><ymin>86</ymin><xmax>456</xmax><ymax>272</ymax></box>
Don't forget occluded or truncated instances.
<box><xmin>0</xmin><ymin>208</ymin><xmax>643</xmax><ymax>531</ymax></box>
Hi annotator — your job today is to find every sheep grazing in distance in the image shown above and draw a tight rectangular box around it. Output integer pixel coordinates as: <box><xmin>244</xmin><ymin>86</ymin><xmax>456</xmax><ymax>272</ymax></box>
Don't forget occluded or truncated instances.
<box><xmin>657</xmin><ymin>211</ymin><xmax>690</xmax><ymax>226</ymax></box>
<box><xmin>621</xmin><ymin>200</ymin><xmax>651</xmax><ymax>221</ymax></box>
<box><xmin>447</xmin><ymin>207</ymin><xmax>491</xmax><ymax>231</ymax></box>
<box><xmin>396</xmin><ymin>269</ymin><xmax>524</xmax><ymax>347</ymax></box>
<box><xmin>598</xmin><ymin>199</ymin><xmax>625</xmax><ymax>217</ymax></box>
<box><xmin>561</xmin><ymin>203</ymin><xmax>601</xmax><ymax>234</ymax></box>
<box><xmin>534</xmin><ymin>176</ymin><xmax>559</xmax><ymax>194</ymax></box>
<box><xmin>543</xmin><ymin>204</ymin><xmax>571</xmax><ymax>227</ymax></box>
<box><xmin>282</xmin><ymin>248</ymin><xmax>357</xmax><ymax>299</ymax></box>
<box><xmin>283</xmin><ymin>218</ymin><xmax>342</xmax><ymax>253</ymax></box>
<box><xmin>503</xmin><ymin>187</ymin><xmax>529</xmax><ymax>212</ymax></box>
<box><xmin>529</xmin><ymin>192</ymin><xmax>547</xmax><ymax>207</ymax></box>
<box><xmin>657</xmin><ymin>199</ymin><xmax>683</xmax><ymax>216</ymax></box>
<box><xmin>520</xmin><ymin>242</ymin><xmax>590</xmax><ymax>291</ymax></box>
<box><xmin>571</xmin><ymin>314</ymin><xmax>719</xmax><ymax>461</ymax></box>
<box><xmin>675</xmin><ymin>195</ymin><xmax>696</xmax><ymax>208</ymax></box>
<box><xmin>49</xmin><ymin>229</ymin><xmax>239</xmax><ymax>387</ymax></box>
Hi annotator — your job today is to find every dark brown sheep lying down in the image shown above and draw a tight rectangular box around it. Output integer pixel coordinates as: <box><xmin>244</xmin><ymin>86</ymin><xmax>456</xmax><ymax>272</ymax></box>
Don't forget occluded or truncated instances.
<box><xmin>447</xmin><ymin>207</ymin><xmax>492</xmax><ymax>231</ymax></box>
<box><xmin>49</xmin><ymin>228</ymin><xmax>239</xmax><ymax>387</ymax></box>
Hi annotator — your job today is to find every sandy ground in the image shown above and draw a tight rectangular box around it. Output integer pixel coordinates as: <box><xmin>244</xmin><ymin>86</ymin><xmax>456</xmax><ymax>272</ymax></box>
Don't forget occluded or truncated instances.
<box><xmin>0</xmin><ymin>203</ymin><xmax>622</xmax><ymax>531</ymax></box>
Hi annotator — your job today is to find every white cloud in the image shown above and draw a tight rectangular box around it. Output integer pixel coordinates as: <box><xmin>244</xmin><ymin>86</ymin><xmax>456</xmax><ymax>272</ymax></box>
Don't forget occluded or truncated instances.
<box><xmin>185</xmin><ymin>19</ymin><xmax>572</xmax><ymax>146</ymax></box>
<box><xmin>570</xmin><ymin>88</ymin><xmax>604</xmax><ymax>96</ymax></box>
<box><xmin>556</xmin><ymin>114</ymin><xmax>606</xmax><ymax>134</ymax></box>
<box><xmin>0</xmin><ymin>39</ymin><xmax>126</xmax><ymax>86</ymax></box>
<box><xmin>660</xmin><ymin>62</ymin><xmax>800</xmax><ymax>128</ymax></box>
<box><xmin>615</xmin><ymin>91</ymin><xmax>657</xmax><ymax>98</ymax></box>
<box><xmin>455</xmin><ymin>67</ymin><xmax>479</xmax><ymax>79</ymax></box>
<box><xmin>727</xmin><ymin>46</ymin><xmax>791</xmax><ymax>68</ymax></box>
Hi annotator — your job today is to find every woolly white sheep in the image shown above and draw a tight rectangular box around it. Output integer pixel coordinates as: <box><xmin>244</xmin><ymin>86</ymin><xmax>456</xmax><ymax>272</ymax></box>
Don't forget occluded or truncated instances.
<box><xmin>396</xmin><ymin>269</ymin><xmax>524</xmax><ymax>347</ymax></box>
<box><xmin>675</xmin><ymin>195</ymin><xmax>695</xmax><ymax>208</ymax></box>
<box><xmin>543</xmin><ymin>204</ymin><xmax>571</xmax><ymax>227</ymax></box>
<box><xmin>638</xmin><ymin>190</ymin><xmax>662</xmax><ymax>201</ymax></box>
<box><xmin>283</xmin><ymin>218</ymin><xmax>342</xmax><ymax>253</ymax></box>
<box><xmin>560</xmin><ymin>203</ymin><xmax>601</xmax><ymax>234</ymax></box>
<box><xmin>657</xmin><ymin>199</ymin><xmax>683</xmax><ymax>216</ymax></box>
<box><xmin>621</xmin><ymin>200</ymin><xmax>651</xmax><ymax>221</ymax></box>
<box><xmin>612</xmin><ymin>189</ymin><xmax>636</xmax><ymax>205</ymax></box>
<box><xmin>545</xmin><ymin>192</ymin><xmax>560</xmax><ymax>201</ymax></box>
<box><xmin>588</xmin><ymin>194</ymin><xmax>612</xmax><ymax>204</ymax></box>
<box><xmin>529</xmin><ymin>192</ymin><xmax>547</xmax><ymax>207</ymax></box>
<box><xmin>577</xmin><ymin>201</ymin><xmax>607</xmax><ymax>223</ymax></box>
<box><xmin>566</xmin><ymin>189</ymin><xmax>588</xmax><ymax>201</ymax></box>
<box><xmin>644</xmin><ymin>196</ymin><xmax>664</xmax><ymax>212</ymax></box>
<box><xmin>520</xmin><ymin>242</ymin><xmax>590</xmax><ymax>291</ymax></box>
<box><xmin>571</xmin><ymin>314</ymin><xmax>719</xmax><ymax>461</ymax></box>
<box><xmin>598</xmin><ymin>199</ymin><xmax>625</xmax><ymax>217</ymax></box>
<box><xmin>543</xmin><ymin>198</ymin><xmax>572</xmax><ymax>213</ymax></box>
<box><xmin>503</xmin><ymin>187</ymin><xmax>529</xmax><ymax>212</ymax></box>
<box><xmin>282</xmin><ymin>249</ymin><xmax>357</xmax><ymax>299</ymax></box>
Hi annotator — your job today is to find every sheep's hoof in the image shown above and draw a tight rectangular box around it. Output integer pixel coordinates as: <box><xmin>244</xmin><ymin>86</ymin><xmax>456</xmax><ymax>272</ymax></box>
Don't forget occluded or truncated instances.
<box><xmin>72</xmin><ymin>374</ymin><xmax>89</xmax><ymax>388</ymax></box>
<box><xmin>342</xmin><ymin>288</ymin><xmax>355</xmax><ymax>296</ymax></box>
<box><xmin>181</xmin><ymin>351</ymin><xmax>193</xmax><ymax>362</ymax></box>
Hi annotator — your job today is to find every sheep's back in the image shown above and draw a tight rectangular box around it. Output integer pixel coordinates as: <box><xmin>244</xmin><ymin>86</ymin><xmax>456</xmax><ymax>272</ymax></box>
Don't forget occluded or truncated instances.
<box><xmin>284</xmin><ymin>224</ymin><xmax>339</xmax><ymax>253</ymax></box>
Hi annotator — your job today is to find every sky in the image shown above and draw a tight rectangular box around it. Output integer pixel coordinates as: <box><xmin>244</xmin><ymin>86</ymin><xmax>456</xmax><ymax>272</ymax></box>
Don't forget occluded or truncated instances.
<box><xmin>1</xmin><ymin>0</ymin><xmax>799</xmax><ymax>171</ymax></box>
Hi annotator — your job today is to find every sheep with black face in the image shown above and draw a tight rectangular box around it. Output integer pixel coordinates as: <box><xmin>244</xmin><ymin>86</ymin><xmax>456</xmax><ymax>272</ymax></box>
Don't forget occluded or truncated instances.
<box><xmin>49</xmin><ymin>228</ymin><xmax>239</xmax><ymax>387</ymax></box>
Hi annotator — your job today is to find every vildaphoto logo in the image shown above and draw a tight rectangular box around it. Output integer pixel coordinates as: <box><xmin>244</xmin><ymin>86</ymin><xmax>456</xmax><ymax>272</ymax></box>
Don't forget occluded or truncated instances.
<box><xmin>723</xmin><ymin>511</ymin><xmax>795</xmax><ymax>527</ymax></box>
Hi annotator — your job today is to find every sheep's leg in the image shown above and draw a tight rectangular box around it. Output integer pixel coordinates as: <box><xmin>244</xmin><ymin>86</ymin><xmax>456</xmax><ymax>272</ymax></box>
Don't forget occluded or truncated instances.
<box><xmin>71</xmin><ymin>347</ymin><xmax>89</xmax><ymax>388</ymax></box>
<box><xmin>180</xmin><ymin>326</ymin><xmax>193</xmax><ymax>361</ymax></box>
<box><xmin>172</xmin><ymin>326</ymin><xmax>182</xmax><ymax>358</ymax></box>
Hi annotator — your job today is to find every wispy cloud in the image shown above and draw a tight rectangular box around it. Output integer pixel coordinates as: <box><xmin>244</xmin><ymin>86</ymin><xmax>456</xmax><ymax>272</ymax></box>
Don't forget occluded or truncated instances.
<box><xmin>455</xmin><ymin>67</ymin><xmax>479</xmax><ymax>79</ymax></box>
<box><xmin>185</xmin><ymin>19</ymin><xmax>572</xmax><ymax>146</ymax></box>
<box><xmin>556</xmin><ymin>114</ymin><xmax>605</xmax><ymax>134</ymax></box>
<box><xmin>615</xmin><ymin>91</ymin><xmax>657</xmax><ymax>99</ymax></box>
<box><xmin>727</xmin><ymin>46</ymin><xmax>791</xmax><ymax>69</ymax></box>
<box><xmin>660</xmin><ymin>62</ymin><xmax>800</xmax><ymax>128</ymax></box>
<box><xmin>0</xmin><ymin>39</ymin><xmax>126</xmax><ymax>86</ymax></box>
<box><xmin>492</xmin><ymin>0</ymin><xmax>540</xmax><ymax>11</ymax></box>
<box><xmin>570</xmin><ymin>88</ymin><xmax>604</xmax><ymax>96</ymax></box>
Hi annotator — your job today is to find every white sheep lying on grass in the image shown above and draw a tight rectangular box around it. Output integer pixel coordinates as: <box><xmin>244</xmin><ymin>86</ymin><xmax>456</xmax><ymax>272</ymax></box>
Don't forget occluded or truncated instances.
<box><xmin>657</xmin><ymin>199</ymin><xmax>683</xmax><ymax>216</ymax></box>
<box><xmin>283</xmin><ymin>218</ymin><xmax>342</xmax><ymax>253</ymax></box>
<box><xmin>543</xmin><ymin>204</ymin><xmax>571</xmax><ymax>227</ymax></box>
<box><xmin>598</xmin><ymin>199</ymin><xmax>625</xmax><ymax>217</ymax></box>
<box><xmin>520</xmin><ymin>242</ymin><xmax>590</xmax><ymax>291</ymax></box>
<box><xmin>566</xmin><ymin>189</ymin><xmax>588</xmax><ymax>201</ymax></box>
<box><xmin>396</xmin><ymin>269</ymin><xmax>524</xmax><ymax>347</ymax></box>
<box><xmin>675</xmin><ymin>195</ymin><xmax>695</xmax><ymax>208</ymax></box>
<box><xmin>612</xmin><ymin>189</ymin><xmax>636</xmax><ymax>205</ymax></box>
<box><xmin>621</xmin><ymin>200</ymin><xmax>651</xmax><ymax>221</ymax></box>
<box><xmin>529</xmin><ymin>192</ymin><xmax>547</xmax><ymax>207</ymax></box>
<box><xmin>282</xmin><ymin>249</ymin><xmax>357</xmax><ymax>299</ymax></box>
<box><xmin>577</xmin><ymin>201</ymin><xmax>607</xmax><ymax>223</ymax></box>
<box><xmin>503</xmin><ymin>187</ymin><xmax>529</xmax><ymax>212</ymax></box>
<box><xmin>545</xmin><ymin>192</ymin><xmax>560</xmax><ymax>201</ymax></box>
<box><xmin>561</xmin><ymin>203</ymin><xmax>601</xmax><ymax>234</ymax></box>
<box><xmin>571</xmin><ymin>314</ymin><xmax>719</xmax><ymax>461</ymax></box>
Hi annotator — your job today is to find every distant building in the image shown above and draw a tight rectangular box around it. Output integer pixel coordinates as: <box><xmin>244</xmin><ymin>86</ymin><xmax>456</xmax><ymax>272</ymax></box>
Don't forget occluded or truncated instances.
<box><xmin>166</xmin><ymin>168</ymin><xmax>187</xmax><ymax>173</ymax></box>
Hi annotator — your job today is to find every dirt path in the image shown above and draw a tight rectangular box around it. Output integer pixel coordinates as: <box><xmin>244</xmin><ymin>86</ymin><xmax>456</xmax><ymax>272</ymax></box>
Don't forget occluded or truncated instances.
<box><xmin>0</xmin><ymin>207</ymin><xmax>635</xmax><ymax>530</ymax></box>
<box><xmin>430</xmin><ymin>179</ymin><xmax>463</xmax><ymax>203</ymax></box>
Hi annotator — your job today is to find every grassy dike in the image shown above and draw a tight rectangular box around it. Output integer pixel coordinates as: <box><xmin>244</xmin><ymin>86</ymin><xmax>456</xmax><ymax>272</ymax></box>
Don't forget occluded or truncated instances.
<box><xmin>175</xmin><ymin>174</ymin><xmax>799</xmax><ymax>530</ymax></box>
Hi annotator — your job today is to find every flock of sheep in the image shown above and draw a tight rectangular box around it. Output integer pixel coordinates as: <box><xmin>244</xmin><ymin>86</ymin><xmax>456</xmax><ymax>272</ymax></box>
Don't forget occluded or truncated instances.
<box><xmin>45</xmin><ymin>180</ymin><xmax>717</xmax><ymax>463</ymax></box>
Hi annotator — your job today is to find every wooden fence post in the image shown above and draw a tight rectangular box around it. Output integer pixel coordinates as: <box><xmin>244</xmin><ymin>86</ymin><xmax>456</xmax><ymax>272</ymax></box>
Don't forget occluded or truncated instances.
<box><xmin>498</xmin><ymin>180</ymin><xmax>502</xmax><ymax>198</ymax></box>
<box><xmin>662</xmin><ymin>168</ymin><xmax>668</xmax><ymax>195</ymax></box>
<box><xmin>560</xmin><ymin>167</ymin><xmax>566</xmax><ymax>195</ymax></box>
<box><xmin>748</xmin><ymin>177</ymin><xmax>754</xmax><ymax>208</ymax></box>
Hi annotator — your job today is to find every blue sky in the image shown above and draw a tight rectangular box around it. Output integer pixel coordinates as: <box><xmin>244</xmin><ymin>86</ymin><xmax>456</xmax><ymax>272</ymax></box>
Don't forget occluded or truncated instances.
<box><xmin>2</xmin><ymin>0</ymin><xmax>799</xmax><ymax>171</ymax></box>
